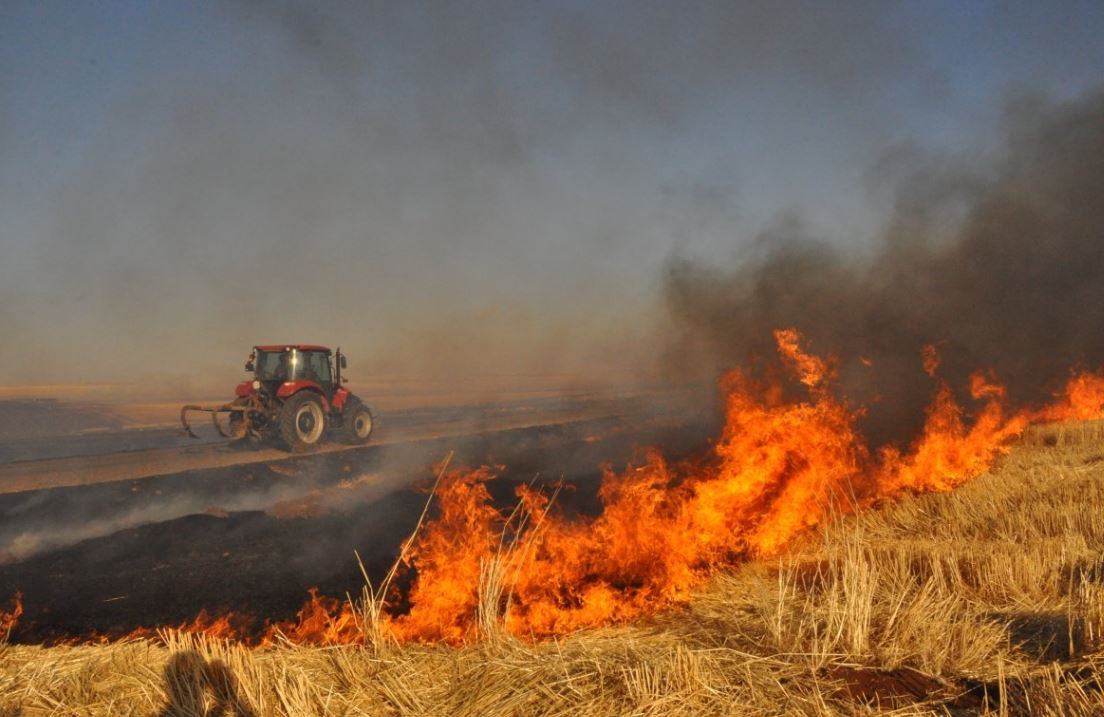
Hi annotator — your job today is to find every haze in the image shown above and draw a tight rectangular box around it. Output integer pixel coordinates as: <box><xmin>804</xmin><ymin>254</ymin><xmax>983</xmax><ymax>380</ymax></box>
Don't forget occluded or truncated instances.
<box><xmin>2</xmin><ymin>1</ymin><xmax>1103</xmax><ymax>396</ymax></box>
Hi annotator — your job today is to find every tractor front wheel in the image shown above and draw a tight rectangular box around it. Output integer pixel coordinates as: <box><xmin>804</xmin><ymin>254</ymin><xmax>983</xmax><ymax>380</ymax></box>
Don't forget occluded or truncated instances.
<box><xmin>278</xmin><ymin>393</ymin><xmax>327</xmax><ymax>452</ymax></box>
<box><xmin>341</xmin><ymin>400</ymin><xmax>374</xmax><ymax>444</ymax></box>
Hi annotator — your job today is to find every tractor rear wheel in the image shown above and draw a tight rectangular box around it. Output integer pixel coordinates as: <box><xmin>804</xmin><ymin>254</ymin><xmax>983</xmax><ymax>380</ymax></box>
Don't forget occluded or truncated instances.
<box><xmin>341</xmin><ymin>399</ymin><xmax>374</xmax><ymax>444</ymax></box>
<box><xmin>278</xmin><ymin>392</ymin><xmax>327</xmax><ymax>452</ymax></box>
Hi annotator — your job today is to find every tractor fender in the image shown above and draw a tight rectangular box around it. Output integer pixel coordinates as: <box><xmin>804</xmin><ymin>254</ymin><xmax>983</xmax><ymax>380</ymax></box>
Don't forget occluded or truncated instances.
<box><xmin>331</xmin><ymin>387</ymin><xmax>351</xmax><ymax>412</ymax></box>
<box><xmin>276</xmin><ymin>381</ymin><xmax>331</xmax><ymax>411</ymax></box>
<box><xmin>234</xmin><ymin>381</ymin><xmax>253</xmax><ymax>398</ymax></box>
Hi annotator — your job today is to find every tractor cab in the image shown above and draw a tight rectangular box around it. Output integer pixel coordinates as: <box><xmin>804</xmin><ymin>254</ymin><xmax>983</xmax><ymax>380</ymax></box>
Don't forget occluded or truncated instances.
<box><xmin>248</xmin><ymin>345</ymin><xmax>340</xmax><ymax>399</ymax></box>
<box><xmin>243</xmin><ymin>340</ymin><xmax>351</xmax><ymax>397</ymax></box>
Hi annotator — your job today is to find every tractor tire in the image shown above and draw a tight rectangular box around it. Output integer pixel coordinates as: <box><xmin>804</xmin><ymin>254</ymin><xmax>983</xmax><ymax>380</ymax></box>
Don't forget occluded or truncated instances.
<box><xmin>341</xmin><ymin>399</ymin><xmax>374</xmax><ymax>444</ymax></box>
<box><xmin>278</xmin><ymin>392</ymin><xmax>327</xmax><ymax>452</ymax></box>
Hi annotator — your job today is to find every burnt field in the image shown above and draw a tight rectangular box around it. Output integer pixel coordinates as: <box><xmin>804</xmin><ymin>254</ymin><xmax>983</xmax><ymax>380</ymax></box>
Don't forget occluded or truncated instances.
<box><xmin>0</xmin><ymin>398</ymin><xmax>711</xmax><ymax>643</ymax></box>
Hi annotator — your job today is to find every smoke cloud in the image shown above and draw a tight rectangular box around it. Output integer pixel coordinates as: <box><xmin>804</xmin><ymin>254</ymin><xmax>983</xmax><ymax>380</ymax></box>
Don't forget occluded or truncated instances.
<box><xmin>1</xmin><ymin>2</ymin><xmax>1103</xmax><ymax>398</ymax></box>
<box><xmin>664</xmin><ymin>91</ymin><xmax>1104</xmax><ymax>442</ymax></box>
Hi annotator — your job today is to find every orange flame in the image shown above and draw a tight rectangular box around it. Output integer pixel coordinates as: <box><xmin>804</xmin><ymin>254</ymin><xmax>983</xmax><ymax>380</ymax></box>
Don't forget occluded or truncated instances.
<box><xmin>104</xmin><ymin>593</ymin><xmax>362</xmax><ymax>646</ymax></box>
<box><xmin>1035</xmin><ymin>370</ymin><xmax>1104</xmax><ymax>422</ymax></box>
<box><xmin>380</xmin><ymin>332</ymin><xmax>1047</xmax><ymax>642</ymax></box>
<box><xmin>877</xmin><ymin>375</ymin><xmax>1026</xmax><ymax>495</ymax></box>
<box><xmin>921</xmin><ymin>344</ymin><xmax>941</xmax><ymax>377</ymax></box>
<box><xmin>1</xmin><ymin>592</ymin><xmax>22</xmax><ymax>638</ymax></box>
<box><xmin>389</xmin><ymin>465</ymin><xmax>503</xmax><ymax>643</ymax></box>
<box><xmin>104</xmin><ymin>609</ymin><xmax>259</xmax><ymax>645</ymax></box>
<box><xmin>267</xmin><ymin>588</ymin><xmax>361</xmax><ymax>645</ymax></box>
<box><xmin>775</xmin><ymin>328</ymin><xmax>833</xmax><ymax>389</ymax></box>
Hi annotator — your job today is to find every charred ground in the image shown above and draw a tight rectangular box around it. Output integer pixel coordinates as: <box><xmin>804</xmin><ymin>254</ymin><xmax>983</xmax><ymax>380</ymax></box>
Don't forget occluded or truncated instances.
<box><xmin>0</xmin><ymin>401</ymin><xmax>711</xmax><ymax>643</ymax></box>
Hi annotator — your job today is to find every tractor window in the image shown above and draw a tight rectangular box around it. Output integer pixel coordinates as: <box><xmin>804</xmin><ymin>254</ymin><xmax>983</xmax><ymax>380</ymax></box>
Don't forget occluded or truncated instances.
<box><xmin>306</xmin><ymin>352</ymin><xmax>332</xmax><ymax>384</ymax></box>
<box><xmin>255</xmin><ymin>351</ymin><xmax>290</xmax><ymax>381</ymax></box>
<box><xmin>254</xmin><ymin>349</ymin><xmax>330</xmax><ymax>383</ymax></box>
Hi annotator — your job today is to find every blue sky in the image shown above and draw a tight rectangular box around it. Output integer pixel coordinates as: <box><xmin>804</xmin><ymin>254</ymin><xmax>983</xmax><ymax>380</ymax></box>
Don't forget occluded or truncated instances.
<box><xmin>1</xmin><ymin>1</ymin><xmax>1103</xmax><ymax>385</ymax></box>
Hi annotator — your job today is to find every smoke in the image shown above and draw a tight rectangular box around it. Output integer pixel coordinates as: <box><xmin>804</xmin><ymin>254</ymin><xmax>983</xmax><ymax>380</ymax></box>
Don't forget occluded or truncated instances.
<box><xmin>2</xmin><ymin>2</ymin><xmax>1103</xmax><ymax>403</ymax></box>
<box><xmin>0</xmin><ymin>394</ymin><xmax>682</xmax><ymax>563</ymax></box>
<box><xmin>664</xmin><ymin>90</ymin><xmax>1104</xmax><ymax>442</ymax></box>
<box><xmin>0</xmin><ymin>1</ymin><xmax>998</xmax><ymax>389</ymax></box>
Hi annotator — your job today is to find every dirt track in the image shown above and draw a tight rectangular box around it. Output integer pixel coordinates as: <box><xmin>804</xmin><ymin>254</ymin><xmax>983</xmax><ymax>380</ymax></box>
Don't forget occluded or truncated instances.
<box><xmin>0</xmin><ymin>395</ymin><xmax>646</xmax><ymax>494</ymax></box>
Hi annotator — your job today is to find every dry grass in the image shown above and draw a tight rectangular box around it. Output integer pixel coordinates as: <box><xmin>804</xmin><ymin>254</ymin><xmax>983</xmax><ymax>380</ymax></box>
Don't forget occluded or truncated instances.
<box><xmin>6</xmin><ymin>433</ymin><xmax>1104</xmax><ymax>715</ymax></box>
<box><xmin>1022</xmin><ymin>418</ymin><xmax>1104</xmax><ymax>448</ymax></box>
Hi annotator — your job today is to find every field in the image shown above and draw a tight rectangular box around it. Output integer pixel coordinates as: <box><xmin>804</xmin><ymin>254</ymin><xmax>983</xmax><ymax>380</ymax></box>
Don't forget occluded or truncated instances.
<box><xmin>3</xmin><ymin>421</ymin><xmax>1104</xmax><ymax>715</ymax></box>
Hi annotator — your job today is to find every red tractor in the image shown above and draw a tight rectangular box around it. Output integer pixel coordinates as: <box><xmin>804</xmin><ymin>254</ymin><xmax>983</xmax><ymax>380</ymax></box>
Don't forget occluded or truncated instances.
<box><xmin>180</xmin><ymin>345</ymin><xmax>374</xmax><ymax>452</ymax></box>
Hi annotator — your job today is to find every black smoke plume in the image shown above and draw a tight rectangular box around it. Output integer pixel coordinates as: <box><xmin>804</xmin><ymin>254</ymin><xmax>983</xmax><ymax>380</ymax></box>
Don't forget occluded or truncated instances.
<box><xmin>664</xmin><ymin>90</ymin><xmax>1104</xmax><ymax>443</ymax></box>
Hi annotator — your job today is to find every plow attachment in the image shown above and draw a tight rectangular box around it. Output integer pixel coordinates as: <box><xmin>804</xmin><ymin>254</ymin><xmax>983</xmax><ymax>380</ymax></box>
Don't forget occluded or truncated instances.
<box><xmin>180</xmin><ymin>397</ymin><xmax>262</xmax><ymax>440</ymax></box>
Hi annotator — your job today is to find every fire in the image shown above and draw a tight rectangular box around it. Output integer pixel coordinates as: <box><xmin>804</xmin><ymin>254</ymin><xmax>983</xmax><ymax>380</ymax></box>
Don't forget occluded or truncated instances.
<box><xmin>383</xmin><ymin>330</ymin><xmax>1064</xmax><ymax>642</ymax></box>
<box><xmin>17</xmin><ymin>330</ymin><xmax>1104</xmax><ymax>647</ymax></box>
<box><xmin>1036</xmin><ymin>370</ymin><xmax>1104</xmax><ymax>422</ymax></box>
<box><xmin>775</xmin><ymin>327</ymin><xmax>834</xmax><ymax>388</ymax></box>
<box><xmin>102</xmin><ymin>593</ymin><xmax>361</xmax><ymax>646</ymax></box>
<box><xmin>389</xmin><ymin>465</ymin><xmax>503</xmax><ymax>642</ymax></box>
<box><xmin>876</xmin><ymin>382</ymin><xmax>1022</xmax><ymax>494</ymax></box>
<box><xmin>267</xmin><ymin>588</ymin><xmax>361</xmax><ymax>644</ymax></box>
<box><xmin>1</xmin><ymin>592</ymin><xmax>22</xmax><ymax>639</ymax></box>
<box><xmin>921</xmin><ymin>344</ymin><xmax>941</xmax><ymax>377</ymax></box>
<box><xmin>97</xmin><ymin>610</ymin><xmax>260</xmax><ymax>645</ymax></box>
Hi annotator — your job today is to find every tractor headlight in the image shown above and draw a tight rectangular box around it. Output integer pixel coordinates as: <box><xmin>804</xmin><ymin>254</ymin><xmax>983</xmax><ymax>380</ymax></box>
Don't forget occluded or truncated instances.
<box><xmin>252</xmin><ymin>380</ymin><xmax>261</xmax><ymax>391</ymax></box>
